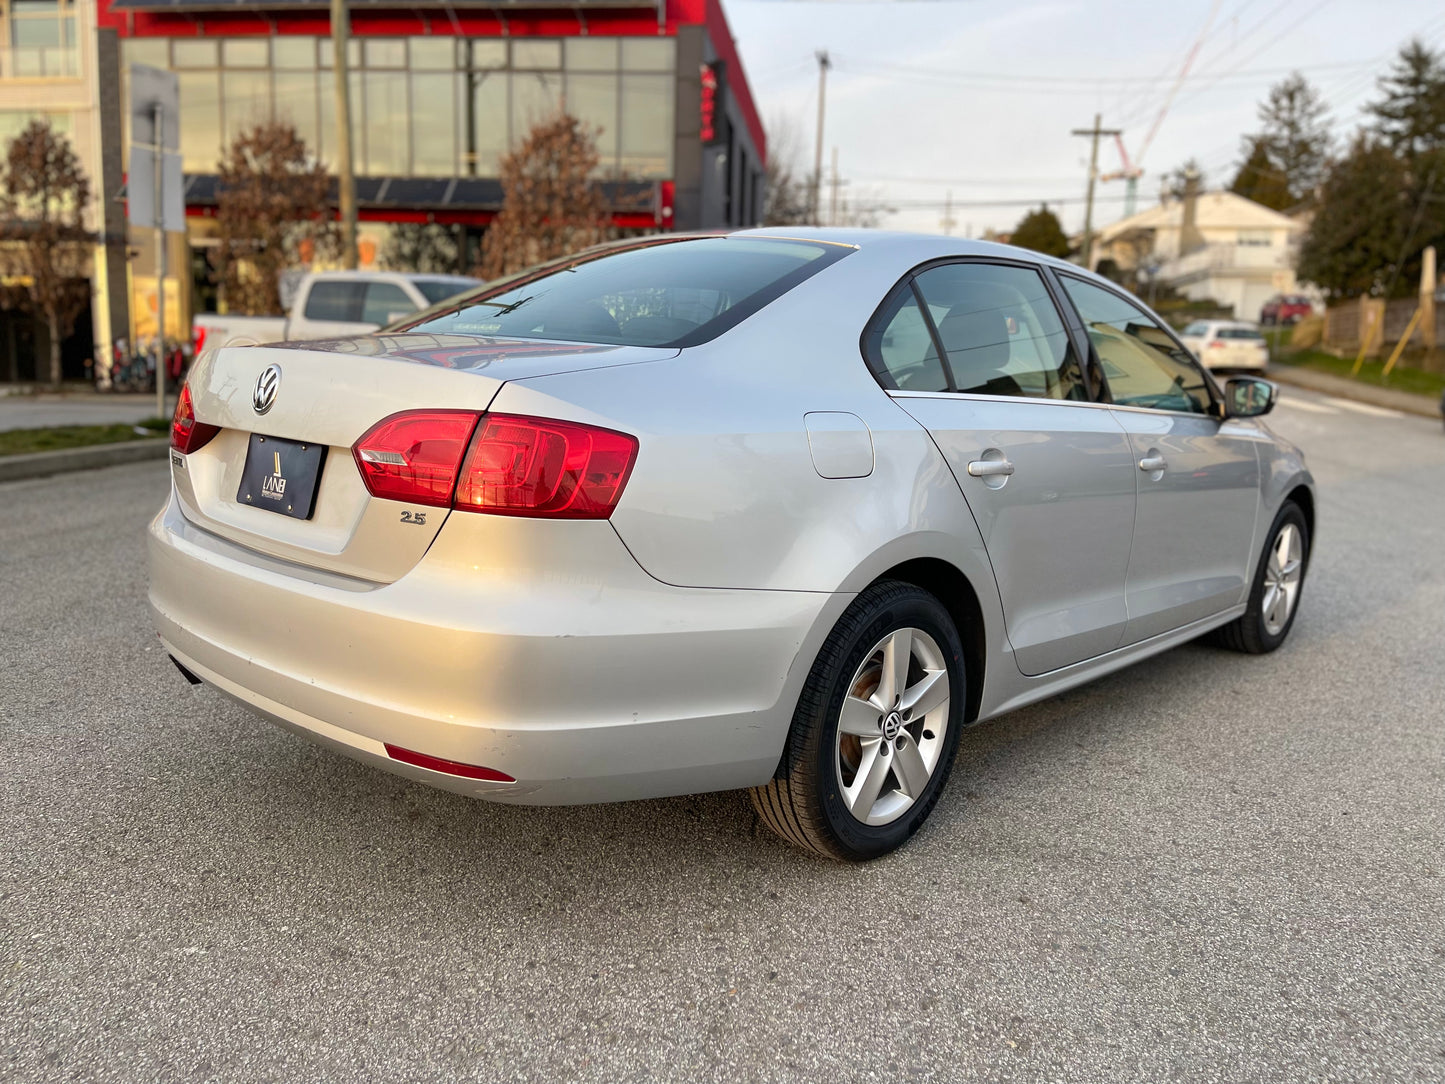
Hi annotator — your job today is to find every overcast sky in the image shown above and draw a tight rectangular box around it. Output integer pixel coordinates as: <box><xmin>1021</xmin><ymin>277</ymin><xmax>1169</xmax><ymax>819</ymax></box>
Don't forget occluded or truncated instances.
<box><xmin>725</xmin><ymin>0</ymin><xmax>1445</xmax><ymax>236</ymax></box>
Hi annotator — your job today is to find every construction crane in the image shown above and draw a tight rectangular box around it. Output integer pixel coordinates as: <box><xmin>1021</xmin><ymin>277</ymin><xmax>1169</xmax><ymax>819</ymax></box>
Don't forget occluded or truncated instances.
<box><xmin>1098</xmin><ymin>134</ymin><xmax>1143</xmax><ymax>218</ymax></box>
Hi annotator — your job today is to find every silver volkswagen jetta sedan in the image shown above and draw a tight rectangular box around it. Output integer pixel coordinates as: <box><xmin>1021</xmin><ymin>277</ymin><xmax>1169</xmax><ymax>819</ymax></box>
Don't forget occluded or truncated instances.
<box><xmin>150</xmin><ymin>229</ymin><xmax>1314</xmax><ymax>861</ymax></box>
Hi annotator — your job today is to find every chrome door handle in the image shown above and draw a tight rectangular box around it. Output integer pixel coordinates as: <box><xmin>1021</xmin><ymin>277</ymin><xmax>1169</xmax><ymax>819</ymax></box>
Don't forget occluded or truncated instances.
<box><xmin>1138</xmin><ymin>455</ymin><xmax>1168</xmax><ymax>472</ymax></box>
<box><xmin>967</xmin><ymin>458</ymin><xmax>1015</xmax><ymax>478</ymax></box>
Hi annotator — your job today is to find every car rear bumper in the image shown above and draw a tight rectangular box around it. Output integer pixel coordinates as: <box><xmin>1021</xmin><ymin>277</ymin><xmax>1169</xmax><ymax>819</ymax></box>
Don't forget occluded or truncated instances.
<box><xmin>148</xmin><ymin>496</ymin><xmax>845</xmax><ymax>804</ymax></box>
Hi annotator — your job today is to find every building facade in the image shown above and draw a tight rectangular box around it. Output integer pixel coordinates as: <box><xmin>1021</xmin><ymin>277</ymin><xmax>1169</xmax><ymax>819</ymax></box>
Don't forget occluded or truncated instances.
<box><xmin>0</xmin><ymin>0</ymin><xmax>128</xmax><ymax>381</ymax></box>
<box><xmin>1094</xmin><ymin>190</ymin><xmax>1307</xmax><ymax>323</ymax></box>
<box><xmin>100</xmin><ymin>0</ymin><xmax>767</xmax><ymax>331</ymax></box>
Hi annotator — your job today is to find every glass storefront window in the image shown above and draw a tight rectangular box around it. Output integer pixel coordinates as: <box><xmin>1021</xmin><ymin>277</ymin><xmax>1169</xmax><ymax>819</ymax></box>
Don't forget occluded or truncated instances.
<box><xmin>512</xmin><ymin>70</ymin><xmax>562</xmax><ymax>144</ymax></box>
<box><xmin>318</xmin><ymin>38</ymin><xmax>361</xmax><ymax>69</ymax></box>
<box><xmin>177</xmin><ymin>70</ymin><xmax>221</xmax><ymax>171</ymax></box>
<box><xmin>565</xmin><ymin>72</ymin><xmax>617</xmax><ymax>174</ymax></box>
<box><xmin>468</xmin><ymin>70</ymin><xmax>507</xmax><ymax>177</ymax></box>
<box><xmin>221</xmin><ymin>70</ymin><xmax>273</xmax><ymax>146</ymax></box>
<box><xmin>364</xmin><ymin>39</ymin><xmax>405</xmax><ymax>69</ymax></box>
<box><xmin>512</xmin><ymin>40</ymin><xmax>560</xmax><ymax>70</ymax></box>
<box><xmin>221</xmin><ymin>38</ymin><xmax>269</xmax><ymax>68</ymax></box>
<box><xmin>273</xmin><ymin>38</ymin><xmax>315</xmax><ymax>70</ymax></box>
<box><xmin>172</xmin><ymin>39</ymin><xmax>219</xmax><ymax>69</ymax></box>
<box><xmin>122</xmin><ymin>38</ymin><xmax>168</xmax><ymax>68</ymax></box>
<box><xmin>410</xmin><ymin>72</ymin><xmax>457</xmax><ymax>176</ymax></box>
<box><xmin>273</xmin><ymin>71</ymin><xmax>320</xmax><ymax>159</ymax></box>
<box><xmin>621</xmin><ymin>38</ymin><xmax>674</xmax><ymax>72</ymax></box>
<box><xmin>409</xmin><ymin>37</ymin><xmax>453</xmax><ymax>71</ymax></box>
<box><xmin>619</xmin><ymin>73</ymin><xmax>673</xmax><ymax>178</ymax></box>
<box><xmin>363</xmin><ymin>70</ymin><xmax>409</xmax><ymax>175</ymax></box>
<box><xmin>317</xmin><ymin>69</ymin><xmax>362</xmax><ymax>169</ymax></box>
<box><xmin>564</xmin><ymin>39</ymin><xmax>616</xmax><ymax>71</ymax></box>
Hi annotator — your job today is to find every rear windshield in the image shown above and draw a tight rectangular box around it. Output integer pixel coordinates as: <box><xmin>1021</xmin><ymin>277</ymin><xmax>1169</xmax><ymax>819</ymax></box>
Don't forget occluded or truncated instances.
<box><xmin>398</xmin><ymin>237</ymin><xmax>852</xmax><ymax>348</ymax></box>
<box><xmin>1219</xmin><ymin>327</ymin><xmax>1264</xmax><ymax>340</ymax></box>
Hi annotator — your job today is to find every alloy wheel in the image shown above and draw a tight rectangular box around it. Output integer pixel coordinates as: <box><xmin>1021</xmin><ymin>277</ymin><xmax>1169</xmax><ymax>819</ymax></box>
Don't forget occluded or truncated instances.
<box><xmin>1262</xmin><ymin>522</ymin><xmax>1304</xmax><ymax>636</ymax></box>
<box><xmin>835</xmin><ymin>627</ymin><xmax>951</xmax><ymax>826</ymax></box>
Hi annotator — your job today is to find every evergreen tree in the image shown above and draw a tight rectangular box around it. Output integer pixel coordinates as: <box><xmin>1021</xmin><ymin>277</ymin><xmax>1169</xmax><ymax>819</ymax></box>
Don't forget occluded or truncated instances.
<box><xmin>1009</xmin><ymin>206</ymin><xmax>1070</xmax><ymax>259</ymax></box>
<box><xmin>1254</xmin><ymin>73</ymin><xmax>1332</xmax><ymax>202</ymax></box>
<box><xmin>1366</xmin><ymin>38</ymin><xmax>1445</xmax><ymax>159</ymax></box>
<box><xmin>480</xmin><ymin>114</ymin><xmax>608</xmax><ymax>279</ymax></box>
<box><xmin>1297</xmin><ymin>134</ymin><xmax>1411</xmax><ymax>300</ymax></box>
<box><xmin>1229</xmin><ymin>137</ymin><xmax>1293</xmax><ymax>210</ymax></box>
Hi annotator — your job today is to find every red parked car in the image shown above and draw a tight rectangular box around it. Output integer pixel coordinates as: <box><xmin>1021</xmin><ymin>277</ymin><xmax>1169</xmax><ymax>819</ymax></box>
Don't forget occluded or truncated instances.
<box><xmin>1260</xmin><ymin>294</ymin><xmax>1313</xmax><ymax>325</ymax></box>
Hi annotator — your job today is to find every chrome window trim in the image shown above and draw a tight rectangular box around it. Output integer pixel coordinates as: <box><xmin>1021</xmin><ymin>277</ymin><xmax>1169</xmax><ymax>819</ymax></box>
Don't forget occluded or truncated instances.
<box><xmin>887</xmin><ymin>389</ymin><xmax>1222</xmax><ymax>421</ymax></box>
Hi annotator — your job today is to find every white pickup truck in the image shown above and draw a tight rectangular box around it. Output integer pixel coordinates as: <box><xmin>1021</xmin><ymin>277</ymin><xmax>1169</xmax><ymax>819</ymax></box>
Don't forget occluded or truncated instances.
<box><xmin>192</xmin><ymin>271</ymin><xmax>480</xmax><ymax>352</ymax></box>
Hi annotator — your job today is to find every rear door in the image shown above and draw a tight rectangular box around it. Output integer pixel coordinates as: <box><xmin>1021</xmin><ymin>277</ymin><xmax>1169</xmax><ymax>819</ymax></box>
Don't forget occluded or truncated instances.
<box><xmin>869</xmin><ymin>259</ymin><xmax>1137</xmax><ymax>676</ymax></box>
<box><xmin>1056</xmin><ymin>275</ymin><xmax>1262</xmax><ymax>643</ymax></box>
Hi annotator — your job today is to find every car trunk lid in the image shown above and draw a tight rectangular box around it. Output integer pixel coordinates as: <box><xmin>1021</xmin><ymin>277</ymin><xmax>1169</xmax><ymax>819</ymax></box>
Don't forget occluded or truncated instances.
<box><xmin>173</xmin><ymin>333</ymin><xmax>676</xmax><ymax>583</ymax></box>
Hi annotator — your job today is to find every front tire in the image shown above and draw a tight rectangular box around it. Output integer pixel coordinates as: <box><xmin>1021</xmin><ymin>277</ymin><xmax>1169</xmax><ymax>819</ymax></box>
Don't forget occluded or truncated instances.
<box><xmin>750</xmin><ymin>581</ymin><xmax>966</xmax><ymax>861</ymax></box>
<box><xmin>1212</xmin><ymin>501</ymin><xmax>1309</xmax><ymax>654</ymax></box>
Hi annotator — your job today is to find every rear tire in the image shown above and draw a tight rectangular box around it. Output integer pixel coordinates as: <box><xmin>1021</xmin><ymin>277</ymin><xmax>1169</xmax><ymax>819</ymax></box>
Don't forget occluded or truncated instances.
<box><xmin>1211</xmin><ymin>501</ymin><xmax>1309</xmax><ymax>654</ymax></box>
<box><xmin>750</xmin><ymin>580</ymin><xmax>966</xmax><ymax>861</ymax></box>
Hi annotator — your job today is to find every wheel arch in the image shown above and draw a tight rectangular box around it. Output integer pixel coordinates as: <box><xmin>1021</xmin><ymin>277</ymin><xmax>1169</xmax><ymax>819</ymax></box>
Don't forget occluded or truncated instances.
<box><xmin>868</xmin><ymin>557</ymin><xmax>987</xmax><ymax>725</ymax></box>
<box><xmin>1285</xmin><ymin>482</ymin><xmax>1314</xmax><ymax>542</ymax></box>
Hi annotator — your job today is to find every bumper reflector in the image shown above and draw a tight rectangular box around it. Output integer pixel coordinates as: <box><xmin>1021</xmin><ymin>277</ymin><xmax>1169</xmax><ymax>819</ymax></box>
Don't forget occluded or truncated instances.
<box><xmin>384</xmin><ymin>744</ymin><xmax>515</xmax><ymax>783</ymax></box>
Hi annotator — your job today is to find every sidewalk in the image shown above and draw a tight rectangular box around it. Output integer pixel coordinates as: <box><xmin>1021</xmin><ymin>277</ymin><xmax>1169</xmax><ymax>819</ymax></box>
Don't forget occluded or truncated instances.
<box><xmin>0</xmin><ymin>391</ymin><xmax>174</xmax><ymax>432</ymax></box>
<box><xmin>1268</xmin><ymin>364</ymin><xmax>1442</xmax><ymax>420</ymax></box>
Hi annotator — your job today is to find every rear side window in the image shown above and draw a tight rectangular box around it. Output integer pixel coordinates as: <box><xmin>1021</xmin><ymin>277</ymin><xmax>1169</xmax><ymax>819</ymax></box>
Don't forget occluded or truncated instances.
<box><xmin>402</xmin><ymin>237</ymin><xmax>852</xmax><ymax>347</ymax></box>
<box><xmin>362</xmin><ymin>282</ymin><xmax>415</xmax><ymax>325</ymax></box>
<box><xmin>867</xmin><ymin>262</ymin><xmax>1084</xmax><ymax>400</ymax></box>
<box><xmin>304</xmin><ymin>281</ymin><xmax>364</xmax><ymax>322</ymax></box>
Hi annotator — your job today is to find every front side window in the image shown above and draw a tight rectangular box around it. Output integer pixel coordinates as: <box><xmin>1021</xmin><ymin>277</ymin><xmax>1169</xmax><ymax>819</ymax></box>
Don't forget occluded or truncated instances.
<box><xmin>1061</xmin><ymin>276</ymin><xmax>1212</xmax><ymax>415</ymax></box>
<box><xmin>362</xmin><ymin>282</ymin><xmax>415</xmax><ymax>325</ymax></box>
<box><xmin>403</xmin><ymin>237</ymin><xmax>851</xmax><ymax>348</ymax></box>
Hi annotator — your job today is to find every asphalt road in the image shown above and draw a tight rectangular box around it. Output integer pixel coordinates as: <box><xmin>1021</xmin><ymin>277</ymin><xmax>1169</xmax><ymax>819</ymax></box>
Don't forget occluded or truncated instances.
<box><xmin>2</xmin><ymin>386</ymin><xmax>1442</xmax><ymax>1083</ymax></box>
<box><xmin>0</xmin><ymin>393</ymin><xmax>172</xmax><ymax>433</ymax></box>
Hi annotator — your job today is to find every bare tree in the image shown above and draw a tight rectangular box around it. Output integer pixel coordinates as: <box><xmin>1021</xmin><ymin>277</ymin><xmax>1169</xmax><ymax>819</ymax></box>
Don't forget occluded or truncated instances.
<box><xmin>479</xmin><ymin>114</ymin><xmax>608</xmax><ymax>279</ymax></box>
<box><xmin>763</xmin><ymin>114</ymin><xmax>811</xmax><ymax>226</ymax></box>
<box><xmin>0</xmin><ymin>120</ymin><xmax>94</xmax><ymax>387</ymax></box>
<box><xmin>215</xmin><ymin>120</ymin><xmax>334</xmax><ymax>316</ymax></box>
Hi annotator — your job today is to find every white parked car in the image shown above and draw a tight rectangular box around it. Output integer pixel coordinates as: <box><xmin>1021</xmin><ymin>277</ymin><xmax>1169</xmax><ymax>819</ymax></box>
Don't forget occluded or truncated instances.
<box><xmin>1179</xmin><ymin>320</ymin><xmax>1269</xmax><ymax>372</ymax></box>
<box><xmin>192</xmin><ymin>271</ymin><xmax>480</xmax><ymax>353</ymax></box>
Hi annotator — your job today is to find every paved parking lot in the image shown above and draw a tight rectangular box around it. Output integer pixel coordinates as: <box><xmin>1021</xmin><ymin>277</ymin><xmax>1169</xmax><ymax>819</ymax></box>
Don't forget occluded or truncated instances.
<box><xmin>2</xmin><ymin>388</ymin><xmax>1442</xmax><ymax>1082</ymax></box>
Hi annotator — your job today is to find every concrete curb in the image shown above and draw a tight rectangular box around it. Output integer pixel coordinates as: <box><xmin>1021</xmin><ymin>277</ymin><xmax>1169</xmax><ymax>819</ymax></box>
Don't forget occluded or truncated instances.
<box><xmin>1268</xmin><ymin>364</ymin><xmax>1442</xmax><ymax>420</ymax></box>
<box><xmin>0</xmin><ymin>439</ymin><xmax>169</xmax><ymax>483</ymax></box>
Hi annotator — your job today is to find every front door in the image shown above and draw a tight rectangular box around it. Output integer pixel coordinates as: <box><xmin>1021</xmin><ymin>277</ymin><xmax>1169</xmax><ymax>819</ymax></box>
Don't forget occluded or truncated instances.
<box><xmin>867</xmin><ymin>260</ymin><xmax>1137</xmax><ymax>676</ymax></box>
<box><xmin>1057</xmin><ymin>275</ymin><xmax>1262</xmax><ymax>644</ymax></box>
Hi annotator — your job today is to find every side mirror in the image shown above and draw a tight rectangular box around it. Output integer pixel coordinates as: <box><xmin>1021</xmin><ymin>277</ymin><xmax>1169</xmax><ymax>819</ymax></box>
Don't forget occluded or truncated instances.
<box><xmin>1223</xmin><ymin>377</ymin><xmax>1277</xmax><ymax>418</ymax></box>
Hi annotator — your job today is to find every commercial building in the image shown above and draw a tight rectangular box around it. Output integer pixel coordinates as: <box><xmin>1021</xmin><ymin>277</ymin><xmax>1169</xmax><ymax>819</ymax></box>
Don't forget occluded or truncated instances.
<box><xmin>0</xmin><ymin>0</ymin><xmax>128</xmax><ymax>381</ymax></box>
<box><xmin>103</xmin><ymin>0</ymin><xmax>768</xmax><ymax>336</ymax></box>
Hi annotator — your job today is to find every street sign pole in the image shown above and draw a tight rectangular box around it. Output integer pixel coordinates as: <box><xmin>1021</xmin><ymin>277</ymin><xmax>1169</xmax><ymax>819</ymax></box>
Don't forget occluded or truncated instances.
<box><xmin>154</xmin><ymin>103</ymin><xmax>167</xmax><ymax>421</ymax></box>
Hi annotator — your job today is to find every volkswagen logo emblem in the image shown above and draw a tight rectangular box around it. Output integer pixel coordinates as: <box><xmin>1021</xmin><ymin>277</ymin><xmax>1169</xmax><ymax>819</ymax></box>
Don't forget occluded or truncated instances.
<box><xmin>252</xmin><ymin>364</ymin><xmax>281</xmax><ymax>415</ymax></box>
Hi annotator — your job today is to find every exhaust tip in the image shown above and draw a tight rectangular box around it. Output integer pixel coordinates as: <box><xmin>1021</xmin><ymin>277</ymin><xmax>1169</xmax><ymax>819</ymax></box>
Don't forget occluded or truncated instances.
<box><xmin>169</xmin><ymin>655</ymin><xmax>203</xmax><ymax>686</ymax></box>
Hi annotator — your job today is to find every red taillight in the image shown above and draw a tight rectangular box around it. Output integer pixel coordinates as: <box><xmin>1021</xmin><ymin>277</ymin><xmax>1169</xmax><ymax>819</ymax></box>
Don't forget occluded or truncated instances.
<box><xmin>1207</xmin><ymin>340</ymin><xmax>1226</xmax><ymax>350</ymax></box>
<box><xmin>384</xmin><ymin>744</ymin><xmax>515</xmax><ymax>783</ymax></box>
<box><xmin>170</xmin><ymin>383</ymin><xmax>220</xmax><ymax>454</ymax></box>
<box><xmin>192</xmin><ymin>324</ymin><xmax>207</xmax><ymax>356</ymax></box>
<box><xmin>454</xmin><ymin>413</ymin><xmax>639</xmax><ymax>519</ymax></box>
<box><xmin>352</xmin><ymin>410</ymin><xmax>481</xmax><ymax>507</ymax></box>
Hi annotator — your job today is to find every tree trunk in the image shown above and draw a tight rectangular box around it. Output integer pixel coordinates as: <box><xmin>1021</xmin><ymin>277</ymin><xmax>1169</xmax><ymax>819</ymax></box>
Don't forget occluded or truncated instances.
<box><xmin>47</xmin><ymin>313</ymin><xmax>62</xmax><ymax>388</ymax></box>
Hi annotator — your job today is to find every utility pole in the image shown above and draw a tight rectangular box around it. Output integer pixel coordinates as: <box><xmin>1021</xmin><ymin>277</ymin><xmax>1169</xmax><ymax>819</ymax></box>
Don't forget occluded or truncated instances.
<box><xmin>332</xmin><ymin>0</ymin><xmax>357</xmax><ymax>269</ymax></box>
<box><xmin>939</xmin><ymin>190</ymin><xmax>957</xmax><ymax>236</ymax></box>
<box><xmin>1071</xmin><ymin>113</ymin><xmax>1120</xmax><ymax>270</ymax></box>
<box><xmin>812</xmin><ymin>50</ymin><xmax>829</xmax><ymax>224</ymax></box>
<box><xmin>828</xmin><ymin>146</ymin><xmax>840</xmax><ymax>226</ymax></box>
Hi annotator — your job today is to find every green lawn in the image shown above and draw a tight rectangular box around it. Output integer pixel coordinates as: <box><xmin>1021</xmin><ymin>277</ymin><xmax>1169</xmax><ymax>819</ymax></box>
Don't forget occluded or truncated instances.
<box><xmin>1274</xmin><ymin>349</ymin><xmax>1445</xmax><ymax>400</ymax></box>
<box><xmin>0</xmin><ymin>418</ymin><xmax>169</xmax><ymax>457</ymax></box>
